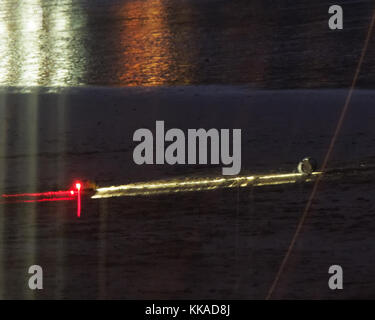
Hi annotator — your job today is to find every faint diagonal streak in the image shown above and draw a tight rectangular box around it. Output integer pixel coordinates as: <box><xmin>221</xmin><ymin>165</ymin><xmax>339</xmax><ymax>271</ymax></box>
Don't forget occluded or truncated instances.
<box><xmin>266</xmin><ymin>9</ymin><xmax>375</xmax><ymax>300</ymax></box>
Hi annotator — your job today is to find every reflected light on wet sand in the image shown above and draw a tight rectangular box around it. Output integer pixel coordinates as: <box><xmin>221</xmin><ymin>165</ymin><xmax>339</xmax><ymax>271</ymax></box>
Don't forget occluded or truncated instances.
<box><xmin>92</xmin><ymin>172</ymin><xmax>322</xmax><ymax>199</ymax></box>
<box><xmin>17</xmin><ymin>0</ymin><xmax>43</xmax><ymax>87</ymax></box>
<box><xmin>118</xmin><ymin>0</ymin><xmax>173</xmax><ymax>86</ymax></box>
<box><xmin>0</xmin><ymin>0</ymin><xmax>86</xmax><ymax>91</ymax></box>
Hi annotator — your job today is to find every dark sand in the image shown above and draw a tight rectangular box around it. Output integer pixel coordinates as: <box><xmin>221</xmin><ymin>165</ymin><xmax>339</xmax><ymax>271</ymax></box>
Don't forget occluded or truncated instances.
<box><xmin>1</xmin><ymin>86</ymin><xmax>375</xmax><ymax>299</ymax></box>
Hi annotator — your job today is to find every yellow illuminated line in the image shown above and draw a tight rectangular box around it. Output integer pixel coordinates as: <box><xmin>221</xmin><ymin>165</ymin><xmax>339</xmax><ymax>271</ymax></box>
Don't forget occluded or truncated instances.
<box><xmin>91</xmin><ymin>172</ymin><xmax>322</xmax><ymax>199</ymax></box>
<box><xmin>257</xmin><ymin>172</ymin><xmax>320</xmax><ymax>180</ymax></box>
<box><xmin>259</xmin><ymin>173</ymin><xmax>302</xmax><ymax>180</ymax></box>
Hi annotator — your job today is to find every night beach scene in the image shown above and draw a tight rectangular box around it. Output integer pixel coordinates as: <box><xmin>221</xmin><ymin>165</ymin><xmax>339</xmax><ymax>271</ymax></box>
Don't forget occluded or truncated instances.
<box><xmin>1</xmin><ymin>0</ymin><xmax>375</xmax><ymax>303</ymax></box>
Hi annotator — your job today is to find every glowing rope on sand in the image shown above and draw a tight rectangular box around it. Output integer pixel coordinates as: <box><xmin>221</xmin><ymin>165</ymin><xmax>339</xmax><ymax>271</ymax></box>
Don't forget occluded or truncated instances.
<box><xmin>92</xmin><ymin>172</ymin><xmax>322</xmax><ymax>199</ymax></box>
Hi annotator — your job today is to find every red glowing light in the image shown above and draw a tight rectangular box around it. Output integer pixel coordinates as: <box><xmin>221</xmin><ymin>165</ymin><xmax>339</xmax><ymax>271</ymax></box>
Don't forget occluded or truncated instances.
<box><xmin>1</xmin><ymin>180</ymin><xmax>84</xmax><ymax>218</ymax></box>
<box><xmin>2</xmin><ymin>191</ymin><xmax>74</xmax><ymax>198</ymax></box>
<box><xmin>0</xmin><ymin>197</ymin><xmax>75</xmax><ymax>205</ymax></box>
<box><xmin>75</xmin><ymin>182</ymin><xmax>82</xmax><ymax>218</ymax></box>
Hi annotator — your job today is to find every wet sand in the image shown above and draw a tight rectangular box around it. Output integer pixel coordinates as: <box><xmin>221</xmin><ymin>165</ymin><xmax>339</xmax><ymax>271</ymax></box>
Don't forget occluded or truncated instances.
<box><xmin>1</xmin><ymin>86</ymin><xmax>375</xmax><ymax>299</ymax></box>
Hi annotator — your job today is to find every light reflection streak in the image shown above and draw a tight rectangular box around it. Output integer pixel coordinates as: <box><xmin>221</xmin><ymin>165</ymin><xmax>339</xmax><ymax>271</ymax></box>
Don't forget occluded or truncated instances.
<box><xmin>0</xmin><ymin>93</ymin><xmax>6</xmax><ymax>300</ymax></box>
<box><xmin>17</xmin><ymin>0</ymin><xmax>43</xmax><ymax>87</ymax></box>
<box><xmin>55</xmin><ymin>93</ymin><xmax>68</xmax><ymax>298</ymax></box>
<box><xmin>0</xmin><ymin>1</ymin><xmax>86</xmax><ymax>90</ymax></box>
<box><xmin>17</xmin><ymin>0</ymin><xmax>43</xmax><ymax>293</ymax></box>
<box><xmin>0</xmin><ymin>197</ymin><xmax>74</xmax><ymax>205</ymax></box>
<box><xmin>92</xmin><ymin>172</ymin><xmax>322</xmax><ymax>199</ymax></box>
<box><xmin>98</xmin><ymin>199</ymin><xmax>108</xmax><ymax>299</ymax></box>
<box><xmin>119</xmin><ymin>0</ymin><xmax>172</xmax><ymax>86</ymax></box>
<box><xmin>23</xmin><ymin>93</ymin><xmax>39</xmax><ymax>300</ymax></box>
<box><xmin>47</xmin><ymin>1</ymin><xmax>87</xmax><ymax>88</ymax></box>
<box><xmin>48</xmin><ymin>4</ymin><xmax>71</xmax><ymax>87</ymax></box>
<box><xmin>0</xmin><ymin>202</ymin><xmax>3</xmax><ymax>300</ymax></box>
<box><xmin>0</xmin><ymin>8</ymin><xmax>10</xmax><ymax>86</ymax></box>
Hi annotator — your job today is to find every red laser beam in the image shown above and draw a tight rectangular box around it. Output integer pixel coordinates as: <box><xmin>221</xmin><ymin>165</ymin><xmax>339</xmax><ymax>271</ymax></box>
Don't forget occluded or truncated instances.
<box><xmin>1</xmin><ymin>181</ymin><xmax>84</xmax><ymax>218</ymax></box>
<box><xmin>0</xmin><ymin>197</ymin><xmax>75</xmax><ymax>205</ymax></box>
<box><xmin>76</xmin><ymin>182</ymin><xmax>82</xmax><ymax>218</ymax></box>
<box><xmin>2</xmin><ymin>191</ymin><xmax>75</xmax><ymax>198</ymax></box>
